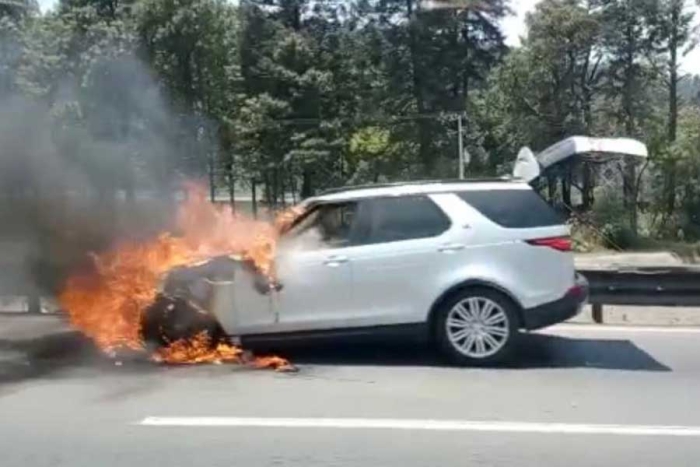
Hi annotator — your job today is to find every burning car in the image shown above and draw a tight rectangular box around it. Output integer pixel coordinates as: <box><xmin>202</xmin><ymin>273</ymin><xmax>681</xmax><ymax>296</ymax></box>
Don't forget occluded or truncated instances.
<box><xmin>60</xmin><ymin>137</ymin><xmax>648</xmax><ymax>366</ymax></box>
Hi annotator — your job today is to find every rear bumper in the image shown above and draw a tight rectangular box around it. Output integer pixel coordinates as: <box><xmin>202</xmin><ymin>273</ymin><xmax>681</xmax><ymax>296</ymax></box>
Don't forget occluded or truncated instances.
<box><xmin>522</xmin><ymin>274</ymin><xmax>589</xmax><ymax>331</ymax></box>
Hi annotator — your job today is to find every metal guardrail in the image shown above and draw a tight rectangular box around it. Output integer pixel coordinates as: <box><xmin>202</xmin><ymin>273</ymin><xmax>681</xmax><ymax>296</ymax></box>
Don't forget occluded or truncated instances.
<box><xmin>0</xmin><ymin>281</ymin><xmax>44</xmax><ymax>314</ymax></box>
<box><xmin>3</xmin><ymin>267</ymin><xmax>700</xmax><ymax>321</ymax></box>
<box><xmin>580</xmin><ymin>267</ymin><xmax>700</xmax><ymax>323</ymax></box>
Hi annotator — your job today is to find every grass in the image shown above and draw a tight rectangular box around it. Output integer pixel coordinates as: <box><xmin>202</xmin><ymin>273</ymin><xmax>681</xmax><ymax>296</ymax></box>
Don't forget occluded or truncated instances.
<box><xmin>570</xmin><ymin>220</ymin><xmax>700</xmax><ymax>263</ymax></box>
<box><xmin>629</xmin><ymin>240</ymin><xmax>700</xmax><ymax>263</ymax></box>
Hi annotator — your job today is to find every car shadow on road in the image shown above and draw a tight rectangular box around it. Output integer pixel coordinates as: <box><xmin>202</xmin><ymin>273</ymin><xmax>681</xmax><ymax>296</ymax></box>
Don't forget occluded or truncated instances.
<box><xmin>0</xmin><ymin>331</ymin><xmax>670</xmax><ymax>388</ymax></box>
<box><xmin>508</xmin><ymin>333</ymin><xmax>671</xmax><ymax>371</ymax></box>
<box><xmin>274</xmin><ymin>333</ymin><xmax>671</xmax><ymax>372</ymax></box>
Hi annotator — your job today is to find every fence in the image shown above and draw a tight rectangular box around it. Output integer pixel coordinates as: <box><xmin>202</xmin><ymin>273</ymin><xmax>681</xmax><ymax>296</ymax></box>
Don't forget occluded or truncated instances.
<box><xmin>6</xmin><ymin>268</ymin><xmax>700</xmax><ymax>319</ymax></box>
<box><xmin>580</xmin><ymin>267</ymin><xmax>700</xmax><ymax>323</ymax></box>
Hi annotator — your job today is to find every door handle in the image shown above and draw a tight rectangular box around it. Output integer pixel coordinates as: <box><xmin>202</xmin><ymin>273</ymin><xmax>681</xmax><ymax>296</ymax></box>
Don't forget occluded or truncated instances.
<box><xmin>324</xmin><ymin>255</ymin><xmax>349</xmax><ymax>266</ymax></box>
<box><xmin>438</xmin><ymin>243</ymin><xmax>465</xmax><ymax>253</ymax></box>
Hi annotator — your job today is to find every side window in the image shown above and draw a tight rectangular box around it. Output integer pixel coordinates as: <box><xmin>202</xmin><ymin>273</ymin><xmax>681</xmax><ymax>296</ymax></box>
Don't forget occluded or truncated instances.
<box><xmin>359</xmin><ymin>196</ymin><xmax>450</xmax><ymax>245</ymax></box>
<box><xmin>285</xmin><ymin>202</ymin><xmax>358</xmax><ymax>249</ymax></box>
<box><xmin>456</xmin><ymin>189</ymin><xmax>563</xmax><ymax>228</ymax></box>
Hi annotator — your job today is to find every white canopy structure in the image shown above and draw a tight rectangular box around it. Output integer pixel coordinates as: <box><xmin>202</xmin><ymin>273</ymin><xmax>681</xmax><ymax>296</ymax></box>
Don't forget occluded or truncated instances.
<box><xmin>513</xmin><ymin>136</ymin><xmax>649</xmax><ymax>183</ymax></box>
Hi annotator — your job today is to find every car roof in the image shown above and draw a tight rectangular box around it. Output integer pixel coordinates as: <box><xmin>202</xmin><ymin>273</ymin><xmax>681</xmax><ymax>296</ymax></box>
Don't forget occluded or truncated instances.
<box><xmin>307</xmin><ymin>178</ymin><xmax>531</xmax><ymax>204</ymax></box>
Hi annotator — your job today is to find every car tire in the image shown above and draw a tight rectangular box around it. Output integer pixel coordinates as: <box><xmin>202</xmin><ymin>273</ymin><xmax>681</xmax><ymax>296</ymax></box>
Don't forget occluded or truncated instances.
<box><xmin>434</xmin><ymin>287</ymin><xmax>519</xmax><ymax>366</ymax></box>
<box><xmin>142</xmin><ymin>294</ymin><xmax>227</xmax><ymax>351</ymax></box>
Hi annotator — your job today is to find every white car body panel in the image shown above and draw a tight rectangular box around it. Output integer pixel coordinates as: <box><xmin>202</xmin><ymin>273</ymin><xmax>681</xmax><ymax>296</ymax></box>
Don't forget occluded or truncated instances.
<box><xmin>512</xmin><ymin>147</ymin><xmax>540</xmax><ymax>182</ymax></box>
<box><xmin>212</xmin><ymin>180</ymin><xmax>578</xmax><ymax>337</ymax></box>
<box><xmin>513</xmin><ymin>136</ymin><xmax>649</xmax><ymax>183</ymax></box>
<box><xmin>213</xmin><ymin>268</ymin><xmax>273</xmax><ymax>335</ymax></box>
<box><xmin>537</xmin><ymin>136</ymin><xmax>648</xmax><ymax>169</ymax></box>
<box><xmin>209</xmin><ymin>136</ymin><xmax>646</xmax><ymax>339</ymax></box>
<box><xmin>273</xmin><ymin>246</ymin><xmax>355</xmax><ymax>332</ymax></box>
<box><xmin>429</xmin><ymin>192</ymin><xmax>574</xmax><ymax>311</ymax></box>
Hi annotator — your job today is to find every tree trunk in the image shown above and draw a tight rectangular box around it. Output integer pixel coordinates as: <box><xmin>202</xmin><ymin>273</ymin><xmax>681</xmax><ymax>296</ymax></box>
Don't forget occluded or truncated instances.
<box><xmin>251</xmin><ymin>179</ymin><xmax>258</xmax><ymax>219</ymax></box>
<box><xmin>547</xmin><ymin>175</ymin><xmax>556</xmax><ymax>203</ymax></box>
<box><xmin>622</xmin><ymin>19</ymin><xmax>638</xmax><ymax>234</ymax></box>
<box><xmin>301</xmin><ymin>167</ymin><xmax>313</xmax><ymax>198</ymax></box>
<box><xmin>561</xmin><ymin>168</ymin><xmax>572</xmax><ymax>209</ymax></box>
<box><xmin>289</xmin><ymin>173</ymin><xmax>298</xmax><ymax>204</ymax></box>
<box><xmin>406</xmin><ymin>0</ymin><xmax>432</xmax><ymax>174</ymax></box>
<box><xmin>582</xmin><ymin>163</ymin><xmax>594</xmax><ymax>210</ymax></box>
<box><xmin>263</xmin><ymin>173</ymin><xmax>273</xmax><ymax>208</ymax></box>
<box><xmin>227</xmin><ymin>155</ymin><xmax>235</xmax><ymax>211</ymax></box>
<box><xmin>279</xmin><ymin>172</ymin><xmax>288</xmax><ymax>207</ymax></box>
<box><xmin>623</xmin><ymin>160</ymin><xmax>638</xmax><ymax>233</ymax></box>
<box><xmin>461</xmin><ymin>11</ymin><xmax>470</xmax><ymax>104</ymax></box>
<box><xmin>208</xmin><ymin>149</ymin><xmax>216</xmax><ymax>203</ymax></box>
<box><xmin>666</xmin><ymin>3</ymin><xmax>680</xmax><ymax>216</ymax></box>
<box><xmin>579</xmin><ymin>36</ymin><xmax>599</xmax><ymax>211</ymax></box>
<box><xmin>272</xmin><ymin>168</ymin><xmax>280</xmax><ymax>208</ymax></box>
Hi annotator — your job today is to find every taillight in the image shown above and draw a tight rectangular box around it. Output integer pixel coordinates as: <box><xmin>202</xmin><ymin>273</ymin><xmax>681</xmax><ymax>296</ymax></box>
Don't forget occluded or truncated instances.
<box><xmin>526</xmin><ymin>236</ymin><xmax>572</xmax><ymax>252</ymax></box>
<box><xmin>566</xmin><ymin>284</ymin><xmax>586</xmax><ymax>298</ymax></box>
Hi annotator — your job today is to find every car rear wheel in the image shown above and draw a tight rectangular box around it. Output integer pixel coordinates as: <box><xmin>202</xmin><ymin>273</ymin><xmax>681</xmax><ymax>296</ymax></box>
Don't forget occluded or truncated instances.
<box><xmin>434</xmin><ymin>288</ymin><xmax>519</xmax><ymax>366</ymax></box>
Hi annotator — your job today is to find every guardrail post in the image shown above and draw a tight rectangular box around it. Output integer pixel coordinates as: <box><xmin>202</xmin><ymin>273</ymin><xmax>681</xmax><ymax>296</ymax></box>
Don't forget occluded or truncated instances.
<box><xmin>27</xmin><ymin>293</ymin><xmax>42</xmax><ymax>314</ymax></box>
<box><xmin>592</xmin><ymin>303</ymin><xmax>603</xmax><ymax>324</ymax></box>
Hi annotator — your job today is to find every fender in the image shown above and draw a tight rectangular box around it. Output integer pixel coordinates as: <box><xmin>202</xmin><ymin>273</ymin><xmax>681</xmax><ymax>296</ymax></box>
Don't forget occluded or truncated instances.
<box><xmin>427</xmin><ymin>278</ymin><xmax>525</xmax><ymax>330</ymax></box>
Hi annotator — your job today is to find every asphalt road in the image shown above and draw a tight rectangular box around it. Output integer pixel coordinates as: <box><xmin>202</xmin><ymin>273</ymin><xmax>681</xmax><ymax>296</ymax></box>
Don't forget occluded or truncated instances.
<box><xmin>2</xmin><ymin>322</ymin><xmax>700</xmax><ymax>466</ymax></box>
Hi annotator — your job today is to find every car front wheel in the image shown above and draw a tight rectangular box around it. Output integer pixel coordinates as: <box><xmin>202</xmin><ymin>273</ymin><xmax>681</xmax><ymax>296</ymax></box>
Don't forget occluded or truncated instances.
<box><xmin>434</xmin><ymin>288</ymin><xmax>519</xmax><ymax>366</ymax></box>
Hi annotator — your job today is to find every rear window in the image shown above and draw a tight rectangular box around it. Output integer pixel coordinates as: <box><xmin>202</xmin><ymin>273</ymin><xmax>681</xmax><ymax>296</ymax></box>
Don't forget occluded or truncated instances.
<box><xmin>456</xmin><ymin>189</ymin><xmax>563</xmax><ymax>228</ymax></box>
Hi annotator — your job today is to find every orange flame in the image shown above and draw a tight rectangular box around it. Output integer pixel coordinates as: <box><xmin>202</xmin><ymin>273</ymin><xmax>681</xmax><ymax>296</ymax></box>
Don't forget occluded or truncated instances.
<box><xmin>152</xmin><ymin>332</ymin><xmax>292</xmax><ymax>370</ymax></box>
<box><xmin>274</xmin><ymin>204</ymin><xmax>306</xmax><ymax>233</ymax></box>
<box><xmin>58</xmin><ymin>183</ymin><xmax>302</xmax><ymax>363</ymax></box>
<box><xmin>152</xmin><ymin>332</ymin><xmax>243</xmax><ymax>364</ymax></box>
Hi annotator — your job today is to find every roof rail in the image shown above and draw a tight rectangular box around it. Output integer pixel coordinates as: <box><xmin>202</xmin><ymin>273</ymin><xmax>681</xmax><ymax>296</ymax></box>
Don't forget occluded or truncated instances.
<box><xmin>317</xmin><ymin>177</ymin><xmax>512</xmax><ymax>196</ymax></box>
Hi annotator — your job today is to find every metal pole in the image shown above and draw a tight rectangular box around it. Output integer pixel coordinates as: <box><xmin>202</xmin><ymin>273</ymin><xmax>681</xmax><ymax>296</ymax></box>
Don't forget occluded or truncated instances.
<box><xmin>592</xmin><ymin>303</ymin><xmax>604</xmax><ymax>324</ymax></box>
<box><xmin>457</xmin><ymin>114</ymin><xmax>464</xmax><ymax>179</ymax></box>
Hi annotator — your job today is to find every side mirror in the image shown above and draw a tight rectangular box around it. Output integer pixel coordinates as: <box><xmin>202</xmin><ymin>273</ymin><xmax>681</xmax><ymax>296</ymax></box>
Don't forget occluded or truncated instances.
<box><xmin>253</xmin><ymin>274</ymin><xmax>283</xmax><ymax>295</ymax></box>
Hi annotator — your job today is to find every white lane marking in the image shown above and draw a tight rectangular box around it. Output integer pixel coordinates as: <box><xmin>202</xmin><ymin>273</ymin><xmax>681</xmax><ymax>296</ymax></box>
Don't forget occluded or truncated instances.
<box><xmin>139</xmin><ymin>417</ymin><xmax>700</xmax><ymax>437</ymax></box>
<box><xmin>550</xmin><ymin>324</ymin><xmax>700</xmax><ymax>334</ymax></box>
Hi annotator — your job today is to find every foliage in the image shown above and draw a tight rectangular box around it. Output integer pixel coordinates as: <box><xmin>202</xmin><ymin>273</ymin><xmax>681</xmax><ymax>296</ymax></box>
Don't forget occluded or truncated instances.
<box><xmin>1</xmin><ymin>0</ymin><xmax>700</xmax><ymax>247</ymax></box>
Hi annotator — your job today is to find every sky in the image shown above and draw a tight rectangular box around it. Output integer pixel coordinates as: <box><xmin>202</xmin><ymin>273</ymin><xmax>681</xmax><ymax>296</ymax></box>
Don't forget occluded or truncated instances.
<box><xmin>36</xmin><ymin>0</ymin><xmax>700</xmax><ymax>74</ymax></box>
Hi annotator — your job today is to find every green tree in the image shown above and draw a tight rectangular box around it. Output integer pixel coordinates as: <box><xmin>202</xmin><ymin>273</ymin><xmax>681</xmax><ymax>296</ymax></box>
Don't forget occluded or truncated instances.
<box><xmin>369</xmin><ymin>0</ymin><xmax>508</xmax><ymax>177</ymax></box>
<box><xmin>0</xmin><ymin>15</ymin><xmax>22</xmax><ymax>96</ymax></box>
<box><xmin>475</xmin><ymin>1</ymin><xmax>604</xmax><ymax>205</ymax></box>
<box><xmin>59</xmin><ymin>0</ymin><xmax>135</xmax><ymax>19</ymax></box>
<box><xmin>599</xmin><ymin>0</ymin><xmax>662</xmax><ymax>232</ymax></box>
<box><xmin>675</xmin><ymin>106</ymin><xmax>700</xmax><ymax>238</ymax></box>
<box><xmin>0</xmin><ymin>0</ymin><xmax>37</xmax><ymax>19</ymax></box>
<box><xmin>348</xmin><ymin>126</ymin><xmax>392</xmax><ymax>183</ymax></box>
<box><xmin>137</xmin><ymin>0</ymin><xmax>240</xmax><ymax>198</ymax></box>
<box><xmin>525</xmin><ymin>0</ymin><xmax>604</xmax><ymax>206</ymax></box>
<box><xmin>237</xmin><ymin>1</ymin><xmax>363</xmax><ymax>201</ymax></box>
<box><xmin>655</xmin><ymin>0</ymin><xmax>698</xmax><ymax>214</ymax></box>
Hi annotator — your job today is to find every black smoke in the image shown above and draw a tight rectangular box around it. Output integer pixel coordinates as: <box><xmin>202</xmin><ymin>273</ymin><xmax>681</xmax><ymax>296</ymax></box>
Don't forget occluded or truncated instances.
<box><xmin>0</xmin><ymin>56</ymin><xmax>204</xmax><ymax>304</ymax></box>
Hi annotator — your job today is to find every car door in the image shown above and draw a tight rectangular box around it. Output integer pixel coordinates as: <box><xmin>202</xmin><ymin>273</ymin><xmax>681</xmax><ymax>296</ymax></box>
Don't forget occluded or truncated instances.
<box><xmin>270</xmin><ymin>200</ymin><xmax>362</xmax><ymax>333</ymax></box>
<box><xmin>348</xmin><ymin>195</ymin><xmax>453</xmax><ymax>326</ymax></box>
<box><xmin>213</xmin><ymin>262</ymin><xmax>276</xmax><ymax>336</ymax></box>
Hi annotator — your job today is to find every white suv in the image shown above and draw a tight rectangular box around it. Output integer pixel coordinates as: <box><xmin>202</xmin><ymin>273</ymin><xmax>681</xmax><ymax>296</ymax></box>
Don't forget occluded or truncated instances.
<box><xmin>174</xmin><ymin>179</ymin><xmax>588</xmax><ymax>366</ymax></box>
